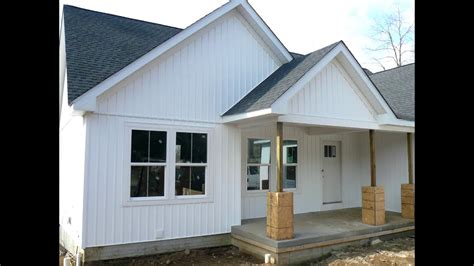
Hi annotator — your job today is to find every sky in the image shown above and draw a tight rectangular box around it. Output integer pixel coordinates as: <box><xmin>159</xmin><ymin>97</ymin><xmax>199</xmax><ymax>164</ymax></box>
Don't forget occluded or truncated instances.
<box><xmin>59</xmin><ymin>0</ymin><xmax>414</xmax><ymax>72</ymax></box>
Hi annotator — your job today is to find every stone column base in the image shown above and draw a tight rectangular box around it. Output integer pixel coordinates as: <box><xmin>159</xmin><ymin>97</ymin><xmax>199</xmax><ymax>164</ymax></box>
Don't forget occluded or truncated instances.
<box><xmin>362</xmin><ymin>186</ymin><xmax>385</xmax><ymax>225</ymax></box>
<box><xmin>266</xmin><ymin>192</ymin><xmax>294</xmax><ymax>240</ymax></box>
<box><xmin>401</xmin><ymin>183</ymin><xmax>414</xmax><ymax>219</ymax></box>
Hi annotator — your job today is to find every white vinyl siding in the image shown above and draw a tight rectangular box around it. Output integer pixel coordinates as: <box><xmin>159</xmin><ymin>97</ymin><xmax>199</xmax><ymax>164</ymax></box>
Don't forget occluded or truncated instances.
<box><xmin>241</xmin><ymin>125</ymin><xmax>411</xmax><ymax>219</ymax></box>
<box><xmin>96</xmin><ymin>10</ymin><xmax>281</xmax><ymax>123</ymax></box>
<box><xmin>83</xmin><ymin>114</ymin><xmax>241</xmax><ymax>247</ymax></box>
<box><xmin>288</xmin><ymin>61</ymin><xmax>377</xmax><ymax>122</ymax></box>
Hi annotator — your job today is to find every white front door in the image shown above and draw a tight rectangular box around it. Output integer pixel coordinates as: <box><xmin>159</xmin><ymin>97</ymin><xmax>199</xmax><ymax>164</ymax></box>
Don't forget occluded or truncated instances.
<box><xmin>322</xmin><ymin>141</ymin><xmax>342</xmax><ymax>204</ymax></box>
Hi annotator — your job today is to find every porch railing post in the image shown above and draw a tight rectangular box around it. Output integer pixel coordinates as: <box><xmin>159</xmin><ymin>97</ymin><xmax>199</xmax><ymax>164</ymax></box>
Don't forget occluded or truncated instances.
<box><xmin>276</xmin><ymin>122</ymin><xmax>283</xmax><ymax>192</ymax></box>
<box><xmin>401</xmin><ymin>132</ymin><xmax>415</xmax><ymax>219</ymax></box>
<box><xmin>369</xmin><ymin>129</ymin><xmax>376</xmax><ymax>187</ymax></box>
<box><xmin>407</xmin><ymin>132</ymin><xmax>413</xmax><ymax>184</ymax></box>
<box><xmin>362</xmin><ymin>129</ymin><xmax>385</xmax><ymax>225</ymax></box>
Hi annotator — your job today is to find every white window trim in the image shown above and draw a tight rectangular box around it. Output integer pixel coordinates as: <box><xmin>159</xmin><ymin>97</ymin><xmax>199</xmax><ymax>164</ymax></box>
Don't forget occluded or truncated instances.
<box><xmin>122</xmin><ymin>122</ymin><xmax>213</xmax><ymax>207</ymax></box>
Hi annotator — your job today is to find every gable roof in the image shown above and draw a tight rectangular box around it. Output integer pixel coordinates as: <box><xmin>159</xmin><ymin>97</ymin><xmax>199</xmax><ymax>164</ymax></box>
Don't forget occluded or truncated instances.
<box><xmin>369</xmin><ymin>64</ymin><xmax>414</xmax><ymax>121</ymax></box>
<box><xmin>63</xmin><ymin>5</ymin><xmax>182</xmax><ymax>104</ymax></box>
<box><xmin>63</xmin><ymin>1</ymin><xmax>294</xmax><ymax>110</ymax></box>
<box><xmin>223</xmin><ymin>41</ymin><xmax>340</xmax><ymax>116</ymax></box>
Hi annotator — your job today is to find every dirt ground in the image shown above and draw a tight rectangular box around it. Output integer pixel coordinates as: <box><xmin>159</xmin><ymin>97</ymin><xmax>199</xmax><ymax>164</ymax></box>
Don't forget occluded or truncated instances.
<box><xmin>60</xmin><ymin>237</ymin><xmax>414</xmax><ymax>265</ymax></box>
<box><xmin>310</xmin><ymin>237</ymin><xmax>415</xmax><ymax>265</ymax></box>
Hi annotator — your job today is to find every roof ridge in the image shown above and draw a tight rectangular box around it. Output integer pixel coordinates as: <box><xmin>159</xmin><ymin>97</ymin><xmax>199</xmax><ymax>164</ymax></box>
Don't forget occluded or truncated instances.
<box><xmin>305</xmin><ymin>41</ymin><xmax>341</xmax><ymax>56</ymax></box>
<box><xmin>371</xmin><ymin>62</ymin><xmax>414</xmax><ymax>75</ymax></box>
<box><xmin>62</xmin><ymin>5</ymin><xmax>183</xmax><ymax>31</ymax></box>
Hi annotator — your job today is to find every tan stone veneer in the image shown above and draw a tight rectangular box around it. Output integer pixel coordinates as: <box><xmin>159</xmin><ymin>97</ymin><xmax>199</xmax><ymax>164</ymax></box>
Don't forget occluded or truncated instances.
<box><xmin>361</xmin><ymin>186</ymin><xmax>385</xmax><ymax>225</ymax></box>
<box><xmin>401</xmin><ymin>183</ymin><xmax>414</xmax><ymax>219</ymax></box>
<box><xmin>266</xmin><ymin>192</ymin><xmax>294</xmax><ymax>240</ymax></box>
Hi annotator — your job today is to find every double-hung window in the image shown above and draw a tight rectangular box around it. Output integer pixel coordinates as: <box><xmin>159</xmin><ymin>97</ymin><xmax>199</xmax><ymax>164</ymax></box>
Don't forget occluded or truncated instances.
<box><xmin>175</xmin><ymin>132</ymin><xmax>208</xmax><ymax>196</ymax></box>
<box><xmin>247</xmin><ymin>139</ymin><xmax>271</xmax><ymax>191</ymax></box>
<box><xmin>283</xmin><ymin>140</ymin><xmax>298</xmax><ymax>189</ymax></box>
<box><xmin>130</xmin><ymin>130</ymin><xmax>167</xmax><ymax>197</ymax></box>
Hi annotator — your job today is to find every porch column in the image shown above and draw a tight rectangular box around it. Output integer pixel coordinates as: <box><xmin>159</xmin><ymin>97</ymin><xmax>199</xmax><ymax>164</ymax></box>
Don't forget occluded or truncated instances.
<box><xmin>266</xmin><ymin>122</ymin><xmax>294</xmax><ymax>240</ymax></box>
<box><xmin>362</xmin><ymin>129</ymin><xmax>386</xmax><ymax>225</ymax></box>
<box><xmin>401</xmin><ymin>132</ymin><xmax>415</xmax><ymax>219</ymax></box>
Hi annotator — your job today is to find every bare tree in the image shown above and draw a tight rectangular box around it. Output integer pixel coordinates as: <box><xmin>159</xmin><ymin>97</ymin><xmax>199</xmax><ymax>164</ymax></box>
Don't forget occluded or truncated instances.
<box><xmin>367</xmin><ymin>6</ymin><xmax>414</xmax><ymax>70</ymax></box>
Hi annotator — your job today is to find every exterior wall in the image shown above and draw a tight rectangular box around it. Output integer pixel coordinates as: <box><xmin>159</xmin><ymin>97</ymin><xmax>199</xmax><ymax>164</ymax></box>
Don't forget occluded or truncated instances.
<box><xmin>360</xmin><ymin>131</ymin><xmax>412</xmax><ymax>212</ymax></box>
<box><xmin>241</xmin><ymin>124</ymin><xmax>368</xmax><ymax>219</ymax></box>
<box><xmin>60</xmin><ymin>110</ymin><xmax>86</xmax><ymax>250</ymax></box>
<box><xmin>241</xmin><ymin>127</ymin><xmax>413</xmax><ymax>219</ymax></box>
<box><xmin>83</xmin><ymin>113</ymin><xmax>241</xmax><ymax>247</ymax></box>
<box><xmin>96</xmin><ymin>10</ymin><xmax>280</xmax><ymax>122</ymax></box>
<box><xmin>288</xmin><ymin>61</ymin><xmax>377</xmax><ymax>122</ymax></box>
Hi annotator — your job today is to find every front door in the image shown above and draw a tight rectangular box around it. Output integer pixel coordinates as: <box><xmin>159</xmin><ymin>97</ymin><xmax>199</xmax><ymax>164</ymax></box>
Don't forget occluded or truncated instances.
<box><xmin>322</xmin><ymin>141</ymin><xmax>342</xmax><ymax>204</ymax></box>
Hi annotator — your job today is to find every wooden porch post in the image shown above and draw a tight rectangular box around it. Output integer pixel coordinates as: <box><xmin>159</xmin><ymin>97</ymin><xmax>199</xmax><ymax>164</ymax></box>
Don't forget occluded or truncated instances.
<box><xmin>362</xmin><ymin>129</ymin><xmax>385</xmax><ymax>225</ymax></box>
<box><xmin>266</xmin><ymin>121</ymin><xmax>293</xmax><ymax>240</ymax></box>
<box><xmin>276</xmin><ymin>122</ymin><xmax>283</xmax><ymax>192</ymax></box>
<box><xmin>369</xmin><ymin>129</ymin><xmax>376</xmax><ymax>187</ymax></box>
<box><xmin>401</xmin><ymin>132</ymin><xmax>415</xmax><ymax>219</ymax></box>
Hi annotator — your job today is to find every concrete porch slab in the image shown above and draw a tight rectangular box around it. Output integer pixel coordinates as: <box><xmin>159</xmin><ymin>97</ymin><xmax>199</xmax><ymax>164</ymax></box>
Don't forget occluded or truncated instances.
<box><xmin>231</xmin><ymin>207</ymin><xmax>414</xmax><ymax>263</ymax></box>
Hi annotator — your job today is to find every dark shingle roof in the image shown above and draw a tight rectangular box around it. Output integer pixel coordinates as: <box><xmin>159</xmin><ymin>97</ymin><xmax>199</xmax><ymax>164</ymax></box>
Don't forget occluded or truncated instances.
<box><xmin>369</xmin><ymin>64</ymin><xmax>414</xmax><ymax>121</ymax></box>
<box><xmin>223</xmin><ymin>41</ymin><xmax>341</xmax><ymax>116</ymax></box>
<box><xmin>63</xmin><ymin>5</ymin><xmax>182</xmax><ymax>104</ymax></box>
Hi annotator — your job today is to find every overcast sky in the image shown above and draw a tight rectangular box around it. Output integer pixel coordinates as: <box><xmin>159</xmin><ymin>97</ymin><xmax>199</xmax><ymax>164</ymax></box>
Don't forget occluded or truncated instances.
<box><xmin>59</xmin><ymin>0</ymin><xmax>414</xmax><ymax>72</ymax></box>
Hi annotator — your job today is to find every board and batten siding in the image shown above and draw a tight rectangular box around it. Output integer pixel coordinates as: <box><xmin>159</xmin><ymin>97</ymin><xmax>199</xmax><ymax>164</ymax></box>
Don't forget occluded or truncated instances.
<box><xmin>241</xmin><ymin>124</ymin><xmax>368</xmax><ymax>219</ymax></box>
<box><xmin>60</xmin><ymin>113</ymin><xmax>87</xmax><ymax>249</ymax></box>
<box><xmin>359</xmin><ymin>131</ymin><xmax>413</xmax><ymax>212</ymax></box>
<box><xmin>83</xmin><ymin>113</ymin><xmax>241</xmax><ymax>247</ymax></box>
<box><xmin>241</xmin><ymin>126</ymin><xmax>412</xmax><ymax>219</ymax></box>
<box><xmin>96</xmin><ymin>10</ymin><xmax>280</xmax><ymax>122</ymax></box>
<box><xmin>288</xmin><ymin>61</ymin><xmax>377</xmax><ymax>122</ymax></box>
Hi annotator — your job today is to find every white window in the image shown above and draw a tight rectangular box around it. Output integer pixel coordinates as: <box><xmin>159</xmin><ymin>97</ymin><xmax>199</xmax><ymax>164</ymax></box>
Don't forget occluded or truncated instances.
<box><xmin>283</xmin><ymin>140</ymin><xmax>297</xmax><ymax>189</ymax></box>
<box><xmin>175</xmin><ymin>132</ymin><xmax>207</xmax><ymax>196</ymax></box>
<box><xmin>130</xmin><ymin>130</ymin><xmax>167</xmax><ymax>197</ymax></box>
<box><xmin>247</xmin><ymin>139</ymin><xmax>271</xmax><ymax>191</ymax></box>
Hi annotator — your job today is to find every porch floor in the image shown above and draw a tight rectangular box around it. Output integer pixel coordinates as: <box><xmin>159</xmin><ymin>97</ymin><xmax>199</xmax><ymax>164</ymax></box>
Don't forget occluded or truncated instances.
<box><xmin>231</xmin><ymin>207</ymin><xmax>414</xmax><ymax>249</ymax></box>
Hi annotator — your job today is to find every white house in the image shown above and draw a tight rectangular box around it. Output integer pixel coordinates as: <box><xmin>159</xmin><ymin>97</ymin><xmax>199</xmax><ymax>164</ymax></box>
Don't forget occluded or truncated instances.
<box><xmin>60</xmin><ymin>0</ymin><xmax>414</xmax><ymax>262</ymax></box>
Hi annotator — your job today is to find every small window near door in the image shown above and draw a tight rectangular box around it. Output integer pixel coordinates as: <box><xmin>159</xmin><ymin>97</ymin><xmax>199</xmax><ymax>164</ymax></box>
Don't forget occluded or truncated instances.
<box><xmin>283</xmin><ymin>140</ymin><xmax>297</xmax><ymax>189</ymax></box>
<box><xmin>324</xmin><ymin>145</ymin><xmax>336</xmax><ymax>157</ymax></box>
<box><xmin>247</xmin><ymin>139</ymin><xmax>271</xmax><ymax>191</ymax></box>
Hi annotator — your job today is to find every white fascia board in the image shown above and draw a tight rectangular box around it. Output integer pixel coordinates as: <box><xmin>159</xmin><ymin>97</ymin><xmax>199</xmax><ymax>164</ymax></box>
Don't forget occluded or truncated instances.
<box><xmin>238</xmin><ymin>1</ymin><xmax>293</xmax><ymax>63</ymax></box>
<box><xmin>221</xmin><ymin>108</ymin><xmax>274</xmax><ymax>123</ymax></box>
<box><xmin>338</xmin><ymin>45</ymin><xmax>397</xmax><ymax>119</ymax></box>
<box><xmin>71</xmin><ymin>1</ymin><xmax>241</xmax><ymax>112</ymax></box>
<box><xmin>278</xmin><ymin>114</ymin><xmax>414</xmax><ymax>133</ymax></box>
<box><xmin>377</xmin><ymin>113</ymin><xmax>414</xmax><ymax>127</ymax></box>
<box><xmin>271</xmin><ymin>43</ymin><xmax>344</xmax><ymax>113</ymax></box>
<box><xmin>72</xmin><ymin>0</ymin><xmax>293</xmax><ymax>112</ymax></box>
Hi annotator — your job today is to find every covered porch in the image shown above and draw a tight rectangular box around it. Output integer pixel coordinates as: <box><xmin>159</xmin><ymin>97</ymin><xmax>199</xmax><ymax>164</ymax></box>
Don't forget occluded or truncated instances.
<box><xmin>231</xmin><ymin>208</ymin><xmax>414</xmax><ymax>264</ymax></box>
<box><xmin>222</xmin><ymin>44</ymin><xmax>415</xmax><ymax>263</ymax></box>
<box><xmin>231</xmin><ymin>118</ymin><xmax>415</xmax><ymax>263</ymax></box>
